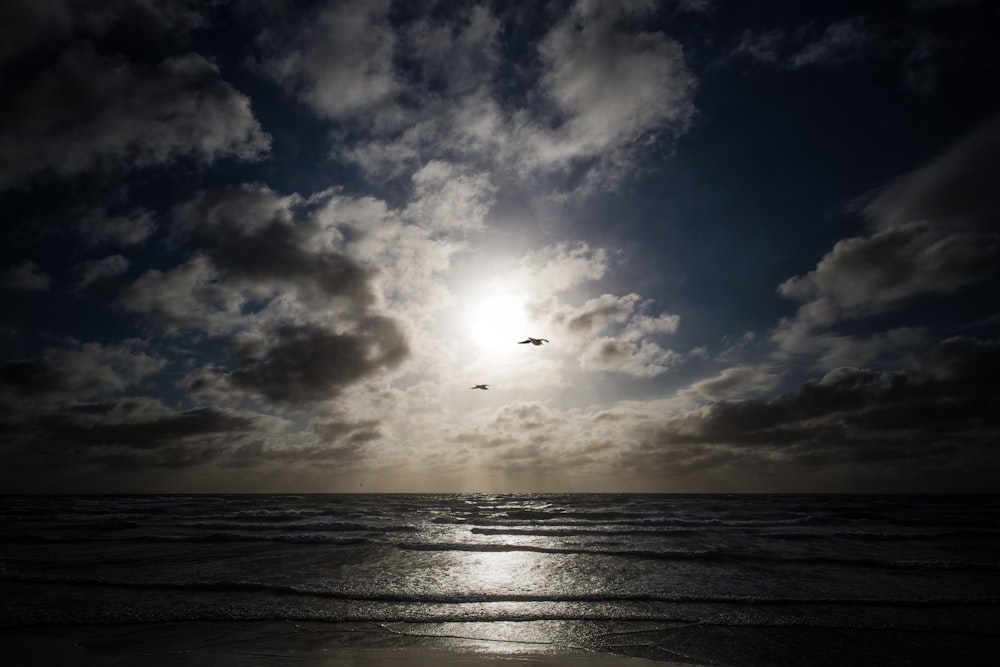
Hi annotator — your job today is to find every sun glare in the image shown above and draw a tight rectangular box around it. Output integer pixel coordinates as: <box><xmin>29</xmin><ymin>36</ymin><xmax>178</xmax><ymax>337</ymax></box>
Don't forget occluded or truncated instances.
<box><xmin>466</xmin><ymin>293</ymin><xmax>530</xmax><ymax>348</ymax></box>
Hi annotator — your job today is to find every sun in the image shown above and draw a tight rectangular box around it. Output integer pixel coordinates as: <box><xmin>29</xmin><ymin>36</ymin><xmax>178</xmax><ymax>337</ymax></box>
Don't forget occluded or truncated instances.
<box><xmin>465</xmin><ymin>293</ymin><xmax>531</xmax><ymax>348</ymax></box>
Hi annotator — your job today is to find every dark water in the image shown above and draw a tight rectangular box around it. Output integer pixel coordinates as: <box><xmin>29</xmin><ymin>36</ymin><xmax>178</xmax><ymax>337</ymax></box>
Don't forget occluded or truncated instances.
<box><xmin>2</xmin><ymin>494</ymin><xmax>999</xmax><ymax>664</ymax></box>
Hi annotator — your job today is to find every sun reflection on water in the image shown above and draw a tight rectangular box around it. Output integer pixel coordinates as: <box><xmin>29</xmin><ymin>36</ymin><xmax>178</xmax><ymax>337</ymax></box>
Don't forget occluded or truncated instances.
<box><xmin>465</xmin><ymin>550</ymin><xmax>535</xmax><ymax>592</ymax></box>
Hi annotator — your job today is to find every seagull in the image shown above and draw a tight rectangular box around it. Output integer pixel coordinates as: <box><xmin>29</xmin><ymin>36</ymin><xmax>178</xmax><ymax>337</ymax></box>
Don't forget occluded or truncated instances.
<box><xmin>471</xmin><ymin>384</ymin><xmax>489</xmax><ymax>390</ymax></box>
<box><xmin>518</xmin><ymin>337</ymin><xmax>549</xmax><ymax>346</ymax></box>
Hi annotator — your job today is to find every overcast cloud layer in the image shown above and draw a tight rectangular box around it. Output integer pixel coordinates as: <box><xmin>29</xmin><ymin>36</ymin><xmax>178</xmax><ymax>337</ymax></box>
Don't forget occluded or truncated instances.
<box><xmin>1</xmin><ymin>0</ymin><xmax>998</xmax><ymax>493</ymax></box>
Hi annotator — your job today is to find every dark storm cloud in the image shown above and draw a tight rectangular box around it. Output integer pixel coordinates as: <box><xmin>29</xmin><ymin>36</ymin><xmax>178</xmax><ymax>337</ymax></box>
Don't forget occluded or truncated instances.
<box><xmin>0</xmin><ymin>397</ymin><xmax>272</xmax><ymax>476</ymax></box>
<box><xmin>118</xmin><ymin>183</ymin><xmax>416</xmax><ymax>411</ymax></box>
<box><xmin>170</xmin><ymin>186</ymin><xmax>375</xmax><ymax>306</ymax></box>
<box><xmin>0</xmin><ymin>44</ymin><xmax>270</xmax><ymax>189</ymax></box>
<box><xmin>646</xmin><ymin>337</ymin><xmax>1000</xmax><ymax>478</ymax></box>
<box><xmin>0</xmin><ymin>341</ymin><xmax>163</xmax><ymax>404</ymax></box>
<box><xmin>120</xmin><ymin>186</ymin><xmax>386</xmax><ymax>336</ymax></box>
<box><xmin>0</xmin><ymin>0</ymin><xmax>208</xmax><ymax>68</ymax></box>
<box><xmin>49</xmin><ymin>405</ymin><xmax>259</xmax><ymax>452</ymax></box>
<box><xmin>193</xmin><ymin>318</ymin><xmax>409</xmax><ymax>407</ymax></box>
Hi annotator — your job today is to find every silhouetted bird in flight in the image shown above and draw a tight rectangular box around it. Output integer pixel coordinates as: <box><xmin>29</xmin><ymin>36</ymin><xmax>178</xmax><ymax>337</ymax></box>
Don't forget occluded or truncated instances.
<box><xmin>518</xmin><ymin>337</ymin><xmax>549</xmax><ymax>345</ymax></box>
<box><xmin>471</xmin><ymin>384</ymin><xmax>489</xmax><ymax>390</ymax></box>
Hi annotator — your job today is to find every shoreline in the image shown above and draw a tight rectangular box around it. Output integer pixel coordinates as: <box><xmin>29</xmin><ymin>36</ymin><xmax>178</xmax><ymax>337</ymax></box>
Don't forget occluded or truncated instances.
<box><xmin>1</xmin><ymin>621</ymin><xmax>684</xmax><ymax>667</ymax></box>
<box><xmin>4</xmin><ymin>619</ymin><xmax>998</xmax><ymax>667</ymax></box>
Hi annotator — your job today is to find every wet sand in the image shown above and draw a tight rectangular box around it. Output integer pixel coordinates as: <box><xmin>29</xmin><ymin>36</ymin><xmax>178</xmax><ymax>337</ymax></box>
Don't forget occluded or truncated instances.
<box><xmin>4</xmin><ymin>620</ymin><xmax>996</xmax><ymax>666</ymax></box>
<box><xmin>1</xmin><ymin>621</ymin><xmax>680</xmax><ymax>667</ymax></box>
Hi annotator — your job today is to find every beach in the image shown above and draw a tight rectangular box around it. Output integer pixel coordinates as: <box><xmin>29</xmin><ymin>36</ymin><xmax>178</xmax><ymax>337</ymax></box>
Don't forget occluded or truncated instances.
<box><xmin>4</xmin><ymin>619</ymin><xmax>998</xmax><ymax>667</ymax></box>
<box><xmin>2</xmin><ymin>621</ymin><xmax>684</xmax><ymax>666</ymax></box>
<box><xmin>2</xmin><ymin>494</ymin><xmax>998</xmax><ymax>665</ymax></box>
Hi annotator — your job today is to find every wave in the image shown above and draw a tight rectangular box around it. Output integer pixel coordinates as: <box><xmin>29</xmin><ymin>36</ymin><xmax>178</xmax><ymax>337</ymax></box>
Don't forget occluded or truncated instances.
<box><xmin>3</xmin><ymin>571</ymin><xmax>996</xmax><ymax>608</ymax></box>
<box><xmin>431</xmin><ymin>514</ymin><xmax>904</xmax><ymax>530</ymax></box>
<box><xmin>761</xmin><ymin>528</ymin><xmax>1000</xmax><ymax>542</ymax></box>
<box><xmin>188</xmin><ymin>521</ymin><xmax>417</xmax><ymax>533</ymax></box>
<box><xmin>146</xmin><ymin>533</ymin><xmax>370</xmax><ymax>545</ymax></box>
<box><xmin>0</xmin><ymin>532</ymin><xmax>369</xmax><ymax>545</ymax></box>
<box><xmin>469</xmin><ymin>526</ymin><xmax>1000</xmax><ymax>542</ymax></box>
<box><xmin>396</xmin><ymin>542</ymin><xmax>1000</xmax><ymax>572</ymax></box>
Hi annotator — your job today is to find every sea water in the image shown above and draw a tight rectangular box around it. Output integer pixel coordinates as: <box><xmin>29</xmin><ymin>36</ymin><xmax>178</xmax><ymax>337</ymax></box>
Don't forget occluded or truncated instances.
<box><xmin>2</xmin><ymin>494</ymin><xmax>998</xmax><ymax>664</ymax></box>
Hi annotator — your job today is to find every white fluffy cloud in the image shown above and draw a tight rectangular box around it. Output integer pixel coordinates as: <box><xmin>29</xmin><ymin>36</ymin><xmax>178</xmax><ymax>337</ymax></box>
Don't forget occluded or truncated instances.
<box><xmin>517</xmin><ymin>242</ymin><xmax>609</xmax><ymax>294</ymax></box>
<box><xmin>263</xmin><ymin>1</ymin><xmax>696</xmax><ymax>197</ymax></box>
<box><xmin>257</xmin><ymin>0</ymin><xmax>398</xmax><ymax>120</ymax></box>
<box><xmin>537</xmin><ymin>291</ymin><xmax>682</xmax><ymax>377</ymax></box>
<box><xmin>525</xmin><ymin>1</ymin><xmax>696</xmax><ymax>174</ymax></box>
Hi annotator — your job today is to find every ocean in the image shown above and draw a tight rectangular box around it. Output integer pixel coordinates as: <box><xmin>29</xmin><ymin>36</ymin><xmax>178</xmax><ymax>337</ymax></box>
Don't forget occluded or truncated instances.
<box><xmin>2</xmin><ymin>494</ymin><xmax>999</xmax><ymax>665</ymax></box>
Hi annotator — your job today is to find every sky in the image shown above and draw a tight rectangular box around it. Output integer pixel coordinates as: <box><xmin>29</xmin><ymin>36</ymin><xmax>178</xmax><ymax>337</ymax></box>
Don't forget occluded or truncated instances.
<box><xmin>1</xmin><ymin>0</ymin><xmax>998</xmax><ymax>494</ymax></box>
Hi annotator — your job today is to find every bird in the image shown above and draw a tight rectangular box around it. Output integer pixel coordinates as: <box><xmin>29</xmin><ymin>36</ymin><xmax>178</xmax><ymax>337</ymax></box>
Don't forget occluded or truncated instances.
<box><xmin>471</xmin><ymin>384</ymin><xmax>489</xmax><ymax>390</ymax></box>
<box><xmin>518</xmin><ymin>337</ymin><xmax>549</xmax><ymax>345</ymax></box>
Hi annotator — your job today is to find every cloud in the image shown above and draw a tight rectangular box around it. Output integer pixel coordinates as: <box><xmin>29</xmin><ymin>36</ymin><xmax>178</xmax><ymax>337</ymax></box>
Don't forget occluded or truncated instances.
<box><xmin>728</xmin><ymin>6</ymin><xmax>995</xmax><ymax>92</ymax></box>
<box><xmin>0</xmin><ymin>0</ymin><xmax>209</xmax><ymax>68</ymax></box>
<box><xmin>520</xmin><ymin>0</ymin><xmax>696</xmax><ymax>184</ymax></box>
<box><xmin>121</xmin><ymin>185</ymin><xmax>391</xmax><ymax>335</ymax></box>
<box><xmin>191</xmin><ymin>318</ymin><xmax>409</xmax><ymax>408</ymax></box>
<box><xmin>772</xmin><ymin>324</ymin><xmax>926</xmax><ymax>371</ymax></box>
<box><xmin>73</xmin><ymin>254</ymin><xmax>130</xmax><ymax>293</ymax></box>
<box><xmin>1</xmin><ymin>260</ymin><xmax>51</xmax><ymax>291</ymax></box>
<box><xmin>536</xmin><ymin>291</ymin><xmax>682</xmax><ymax>377</ymax></box>
<box><xmin>555</xmin><ymin>292</ymin><xmax>638</xmax><ymax>334</ymax></box>
<box><xmin>0</xmin><ymin>341</ymin><xmax>164</xmax><ymax>406</ymax></box>
<box><xmin>120</xmin><ymin>255</ymin><xmax>247</xmax><ymax>335</ymax></box>
<box><xmin>789</xmin><ymin>17</ymin><xmax>874</xmax><ymax>68</ymax></box>
<box><xmin>403</xmin><ymin>160</ymin><xmax>497</xmax><ymax>234</ymax></box>
<box><xmin>517</xmin><ymin>242</ymin><xmax>609</xmax><ymax>294</ymax></box>
<box><xmin>772</xmin><ymin>118</ymin><xmax>1000</xmax><ymax>362</ymax></box>
<box><xmin>256</xmin><ymin>0</ymin><xmax>397</xmax><ymax>119</ymax></box>
<box><xmin>580</xmin><ymin>337</ymin><xmax>682</xmax><ymax>377</ymax></box>
<box><xmin>77</xmin><ymin>208</ymin><xmax>157</xmax><ymax>247</ymax></box>
<box><xmin>864</xmin><ymin>115</ymin><xmax>1000</xmax><ymax>232</ymax></box>
<box><xmin>0</xmin><ymin>396</ymin><xmax>281</xmax><ymax>483</ymax></box>
<box><xmin>732</xmin><ymin>19</ymin><xmax>876</xmax><ymax>70</ymax></box>
<box><xmin>171</xmin><ymin>185</ymin><xmax>375</xmax><ymax>307</ymax></box>
<box><xmin>777</xmin><ymin>221</ymin><xmax>997</xmax><ymax>322</ymax></box>
<box><xmin>402</xmin><ymin>4</ymin><xmax>501</xmax><ymax>99</ymax></box>
<box><xmin>119</xmin><ymin>167</ymin><xmax>499</xmax><ymax>411</ymax></box>
<box><xmin>268</xmin><ymin>1</ymin><xmax>695</xmax><ymax>197</ymax></box>
<box><xmin>638</xmin><ymin>336</ymin><xmax>1000</xmax><ymax>489</ymax></box>
<box><xmin>681</xmin><ymin>365</ymin><xmax>783</xmax><ymax>401</ymax></box>
<box><xmin>0</xmin><ymin>45</ymin><xmax>271</xmax><ymax>189</ymax></box>
<box><xmin>0</xmin><ymin>0</ymin><xmax>73</xmax><ymax>66</ymax></box>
